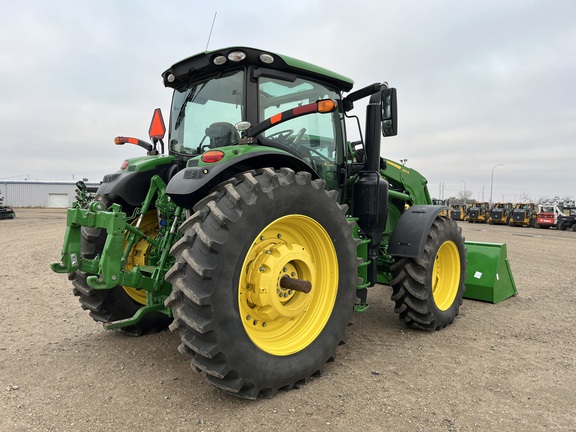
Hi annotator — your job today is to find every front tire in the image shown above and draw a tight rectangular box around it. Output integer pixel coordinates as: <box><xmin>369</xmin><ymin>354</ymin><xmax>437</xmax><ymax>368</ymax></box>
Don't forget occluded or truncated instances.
<box><xmin>390</xmin><ymin>216</ymin><xmax>466</xmax><ymax>330</ymax></box>
<box><xmin>165</xmin><ymin>168</ymin><xmax>359</xmax><ymax>399</ymax></box>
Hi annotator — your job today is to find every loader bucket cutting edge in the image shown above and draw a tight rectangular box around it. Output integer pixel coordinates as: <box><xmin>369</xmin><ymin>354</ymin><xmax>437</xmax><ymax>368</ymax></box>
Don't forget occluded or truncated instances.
<box><xmin>463</xmin><ymin>241</ymin><xmax>517</xmax><ymax>303</ymax></box>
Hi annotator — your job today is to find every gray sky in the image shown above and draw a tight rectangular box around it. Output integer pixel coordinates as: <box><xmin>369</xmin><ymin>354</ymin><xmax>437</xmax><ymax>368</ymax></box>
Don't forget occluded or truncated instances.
<box><xmin>1</xmin><ymin>0</ymin><xmax>574</xmax><ymax>202</ymax></box>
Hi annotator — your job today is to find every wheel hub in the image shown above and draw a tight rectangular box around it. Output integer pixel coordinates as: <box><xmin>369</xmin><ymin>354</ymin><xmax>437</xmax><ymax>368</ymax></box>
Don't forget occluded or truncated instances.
<box><xmin>245</xmin><ymin>242</ymin><xmax>314</xmax><ymax>322</ymax></box>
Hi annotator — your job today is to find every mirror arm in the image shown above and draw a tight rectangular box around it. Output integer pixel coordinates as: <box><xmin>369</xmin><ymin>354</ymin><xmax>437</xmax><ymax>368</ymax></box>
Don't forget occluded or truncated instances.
<box><xmin>343</xmin><ymin>82</ymin><xmax>382</xmax><ymax>112</ymax></box>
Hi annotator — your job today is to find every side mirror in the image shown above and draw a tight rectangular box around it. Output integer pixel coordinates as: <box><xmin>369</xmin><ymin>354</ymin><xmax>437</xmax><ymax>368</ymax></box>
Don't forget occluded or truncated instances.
<box><xmin>381</xmin><ymin>87</ymin><xmax>397</xmax><ymax>137</ymax></box>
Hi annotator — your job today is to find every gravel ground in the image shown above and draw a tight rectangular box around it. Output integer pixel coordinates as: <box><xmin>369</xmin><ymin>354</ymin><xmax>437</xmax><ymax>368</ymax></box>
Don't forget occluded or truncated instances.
<box><xmin>1</xmin><ymin>208</ymin><xmax>575</xmax><ymax>432</ymax></box>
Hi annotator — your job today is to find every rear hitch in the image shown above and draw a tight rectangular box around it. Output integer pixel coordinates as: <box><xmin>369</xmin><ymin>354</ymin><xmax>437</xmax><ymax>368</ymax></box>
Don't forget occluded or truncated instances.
<box><xmin>51</xmin><ymin>175</ymin><xmax>184</xmax><ymax>330</ymax></box>
<box><xmin>103</xmin><ymin>303</ymin><xmax>168</xmax><ymax>330</ymax></box>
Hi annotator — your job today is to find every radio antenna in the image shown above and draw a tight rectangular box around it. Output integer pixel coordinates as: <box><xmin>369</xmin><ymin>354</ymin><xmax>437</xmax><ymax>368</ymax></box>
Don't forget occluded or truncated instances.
<box><xmin>205</xmin><ymin>12</ymin><xmax>217</xmax><ymax>51</ymax></box>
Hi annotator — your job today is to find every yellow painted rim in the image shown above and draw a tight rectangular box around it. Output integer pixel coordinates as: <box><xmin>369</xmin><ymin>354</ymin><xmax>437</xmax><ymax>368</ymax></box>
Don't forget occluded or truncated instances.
<box><xmin>431</xmin><ymin>240</ymin><xmax>461</xmax><ymax>311</ymax></box>
<box><xmin>238</xmin><ymin>214</ymin><xmax>338</xmax><ymax>356</ymax></box>
<box><xmin>123</xmin><ymin>211</ymin><xmax>159</xmax><ymax>305</ymax></box>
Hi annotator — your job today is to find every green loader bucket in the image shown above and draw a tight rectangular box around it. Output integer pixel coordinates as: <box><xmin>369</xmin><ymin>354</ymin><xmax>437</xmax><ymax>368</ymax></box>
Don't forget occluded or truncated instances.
<box><xmin>463</xmin><ymin>241</ymin><xmax>518</xmax><ymax>303</ymax></box>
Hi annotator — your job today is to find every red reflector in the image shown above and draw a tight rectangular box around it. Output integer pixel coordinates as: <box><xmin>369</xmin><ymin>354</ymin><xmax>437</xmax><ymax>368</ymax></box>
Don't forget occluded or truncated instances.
<box><xmin>293</xmin><ymin>103</ymin><xmax>316</xmax><ymax>116</ymax></box>
<box><xmin>120</xmin><ymin>160</ymin><xmax>129</xmax><ymax>170</ymax></box>
<box><xmin>201</xmin><ymin>150</ymin><xmax>225</xmax><ymax>163</ymax></box>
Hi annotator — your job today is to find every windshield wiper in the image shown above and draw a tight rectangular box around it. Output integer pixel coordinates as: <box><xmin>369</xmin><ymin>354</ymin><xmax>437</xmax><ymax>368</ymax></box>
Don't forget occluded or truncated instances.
<box><xmin>174</xmin><ymin>82</ymin><xmax>208</xmax><ymax>130</ymax></box>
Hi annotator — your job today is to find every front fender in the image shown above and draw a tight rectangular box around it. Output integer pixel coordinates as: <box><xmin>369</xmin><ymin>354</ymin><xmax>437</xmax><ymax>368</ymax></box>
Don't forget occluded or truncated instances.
<box><xmin>166</xmin><ymin>147</ymin><xmax>315</xmax><ymax>208</ymax></box>
<box><xmin>387</xmin><ymin>205</ymin><xmax>449</xmax><ymax>257</ymax></box>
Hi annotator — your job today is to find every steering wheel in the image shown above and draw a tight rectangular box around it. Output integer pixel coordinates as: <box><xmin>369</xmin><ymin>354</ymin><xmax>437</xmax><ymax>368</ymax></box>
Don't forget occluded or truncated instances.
<box><xmin>267</xmin><ymin>129</ymin><xmax>294</xmax><ymax>143</ymax></box>
<box><xmin>293</xmin><ymin>128</ymin><xmax>307</xmax><ymax>146</ymax></box>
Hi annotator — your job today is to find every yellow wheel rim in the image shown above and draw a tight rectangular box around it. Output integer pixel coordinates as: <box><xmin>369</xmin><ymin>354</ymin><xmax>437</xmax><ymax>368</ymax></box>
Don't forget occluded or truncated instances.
<box><xmin>123</xmin><ymin>211</ymin><xmax>159</xmax><ymax>305</ymax></box>
<box><xmin>238</xmin><ymin>215</ymin><xmax>338</xmax><ymax>356</ymax></box>
<box><xmin>431</xmin><ymin>240</ymin><xmax>461</xmax><ymax>311</ymax></box>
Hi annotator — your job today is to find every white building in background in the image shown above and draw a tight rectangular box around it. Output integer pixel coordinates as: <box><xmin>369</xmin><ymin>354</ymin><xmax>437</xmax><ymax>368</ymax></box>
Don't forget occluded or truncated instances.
<box><xmin>0</xmin><ymin>180</ymin><xmax>100</xmax><ymax>208</ymax></box>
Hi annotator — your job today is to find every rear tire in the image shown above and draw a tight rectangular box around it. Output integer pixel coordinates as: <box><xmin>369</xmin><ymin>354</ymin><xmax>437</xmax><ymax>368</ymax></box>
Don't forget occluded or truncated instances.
<box><xmin>165</xmin><ymin>168</ymin><xmax>358</xmax><ymax>399</ymax></box>
<box><xmin>390</xmin><ymin>216</ymin><xmax>466</xmax><ymax>330</ymax></box>
<box><xmin>70</xmin><ymin>197</ymin><xmax>172</xmax><ymax>336</ymax></box>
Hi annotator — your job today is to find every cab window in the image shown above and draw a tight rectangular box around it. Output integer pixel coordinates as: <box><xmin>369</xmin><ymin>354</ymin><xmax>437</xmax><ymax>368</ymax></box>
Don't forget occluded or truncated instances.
<box><xmin>170</xmin><ymin>70</ymin><xmax>244</xmax><ymax>155</ymax></box>
<box><xmin>258</xmin><ymin>76</ymin><xmax>341</xmax><ymax>189</ymax></box>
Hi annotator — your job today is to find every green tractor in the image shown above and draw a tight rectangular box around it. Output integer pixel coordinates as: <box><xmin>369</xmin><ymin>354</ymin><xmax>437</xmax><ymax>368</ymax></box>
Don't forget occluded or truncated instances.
<box><xmin>52</xmin><ymin>47</ymin><xmax>515</xmax><ymax>399</ymax></box>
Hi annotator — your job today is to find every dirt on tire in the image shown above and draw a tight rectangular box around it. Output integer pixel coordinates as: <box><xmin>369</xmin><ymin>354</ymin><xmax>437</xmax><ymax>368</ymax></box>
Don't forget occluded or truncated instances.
<box><xmin>1</xmin><ymin>208</ymin><xmax>575</xmax><ymax>431</ymax></box>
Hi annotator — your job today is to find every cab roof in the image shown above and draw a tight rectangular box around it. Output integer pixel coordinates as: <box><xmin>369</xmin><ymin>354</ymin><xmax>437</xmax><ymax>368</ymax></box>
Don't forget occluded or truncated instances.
<box><xmin>162</xmin><ymin>46</ymin><xmax>354</xmax><ymax>92</ymax></box>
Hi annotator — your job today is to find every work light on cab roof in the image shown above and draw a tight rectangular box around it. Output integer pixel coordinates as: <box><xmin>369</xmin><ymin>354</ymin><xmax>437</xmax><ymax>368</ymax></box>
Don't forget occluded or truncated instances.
<box><xmin>213</xmin><ymin>50</ymin><xmax>273</xmax><ymax>67</ymax></box>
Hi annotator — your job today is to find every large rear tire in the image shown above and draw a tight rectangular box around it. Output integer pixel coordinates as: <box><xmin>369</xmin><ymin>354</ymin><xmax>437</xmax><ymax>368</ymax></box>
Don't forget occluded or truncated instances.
<box><xmin>165</xmin><ymin>168</ymin><xmax>358</xmax><ymax>399</ymax></box>
<box><xmin>70</xmin><ymin>197</ymin><xmax>172</xmax><ymax>336</ymax></box>
<box><xmin>390</xmin><ymin>216</ymin><xmax>466</xmax><ymax>330</ymax></box>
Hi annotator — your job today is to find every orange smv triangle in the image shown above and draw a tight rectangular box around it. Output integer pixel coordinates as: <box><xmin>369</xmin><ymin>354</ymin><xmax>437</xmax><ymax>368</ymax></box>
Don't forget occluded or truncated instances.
<box><xmin>149</xmin><ymin>108</ymin><xmax>166</xmax><ymax>140</ymax></box>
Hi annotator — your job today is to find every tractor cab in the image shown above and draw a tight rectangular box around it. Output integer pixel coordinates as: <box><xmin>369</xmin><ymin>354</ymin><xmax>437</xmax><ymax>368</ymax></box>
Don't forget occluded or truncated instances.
<box><xmin>159</xmin><ymin>47</ymin><xmax>397</xmax><ymax>209</ymax></box>
<box><xmin>170</xmin><ymin>68</ymin><xmax>341</xmax><ymax>189</ymax></box>
<box><xmin>162</xmin><ymin>48</ymin><xmax>354</xmax><ymax>200</ymax></box>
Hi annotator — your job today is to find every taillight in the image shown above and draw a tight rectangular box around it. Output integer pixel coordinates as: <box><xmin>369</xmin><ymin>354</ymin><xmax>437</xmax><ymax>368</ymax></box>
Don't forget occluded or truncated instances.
<box><xmin>201</xmin><ymin>150</ymin><xmax>225</xmax><ymax>163</ymax></box>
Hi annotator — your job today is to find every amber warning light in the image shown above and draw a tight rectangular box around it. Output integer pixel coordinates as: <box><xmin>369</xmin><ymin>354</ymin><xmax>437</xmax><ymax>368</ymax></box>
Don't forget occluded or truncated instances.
<box><xmin>317</xmin><ymin>99</ymin><xmax>337</xmax><ymax>113</ymax></box>
<box><xmin>114</xmin><ymin>136</ymin><xmax>153</xmax><ymax>152</ymax></box>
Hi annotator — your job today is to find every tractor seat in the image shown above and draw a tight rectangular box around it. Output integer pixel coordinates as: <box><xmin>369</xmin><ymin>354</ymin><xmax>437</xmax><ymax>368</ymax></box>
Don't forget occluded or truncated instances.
<box><xmin>205</xmin><ymin>122</ymin><xmax>240</xmax><ymax>148</ymax></box>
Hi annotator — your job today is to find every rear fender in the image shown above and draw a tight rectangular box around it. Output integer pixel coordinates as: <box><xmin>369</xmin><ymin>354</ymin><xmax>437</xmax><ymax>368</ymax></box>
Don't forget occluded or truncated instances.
<box><xmin>387</xmin><ymin>205</ymin><xmax>449</xmax><ymax>257</ymax></box>
<box><xmin>166</xmin><ymin>149</ymin><xmax>315</xmax><ymax>208</ymax></box>
<box><xmin>97</xmin><ymin>155</ymin><xmax>176</xmax><ymax>207</ymax></box>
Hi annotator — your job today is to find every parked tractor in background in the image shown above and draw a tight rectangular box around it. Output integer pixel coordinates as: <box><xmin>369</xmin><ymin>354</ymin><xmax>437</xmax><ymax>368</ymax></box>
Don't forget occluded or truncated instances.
<box><xmin>510</xmin><ymin>202</ymin><xmax>537</xmax><ymax>227</ymax></box>
<box><xmin>51</xmin><ymin>47</ymin><xmax>516</xmax><ymax>399</ymax></box>
<box><xmin>535</xmin><ymin>202</ymin><xmax>562</xmax><ymax>229</ymax></box>
<box><xmin>0</xmin><ymin>194</ymin><xmax>15</xmax><ymax>220</ymax></box>
<box><xmin>556</xmin><ymin>200</ymin><xmax>576</xmax><ymax>231</ymax></box>
<box><xmin>468</xmin><ymin>202</ymin><xmax>491</xmax><ymax>223</ymax></box>
<box><xmin>489</xmin><ymin>202</ymin><xmax>513</xmax><ymax>225</ymax></box>
<box><xmin>450</xmin><ymin>204</ymin><xmax>468</xmax><ymax>221</ymax></box>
